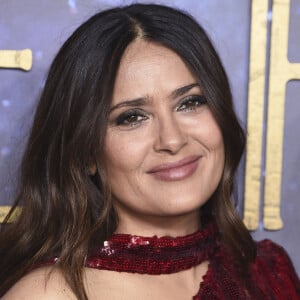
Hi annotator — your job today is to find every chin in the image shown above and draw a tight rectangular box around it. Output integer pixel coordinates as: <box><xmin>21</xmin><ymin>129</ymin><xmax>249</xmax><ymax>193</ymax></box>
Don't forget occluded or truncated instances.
<box><xmin>152</xmin><ymin>195</ymin><xmax>209</xmax><ymax>217</ymax></box>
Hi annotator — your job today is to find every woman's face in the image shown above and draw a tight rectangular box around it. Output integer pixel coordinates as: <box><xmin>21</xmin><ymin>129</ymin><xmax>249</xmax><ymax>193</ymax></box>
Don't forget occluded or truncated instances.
<box><xmin>104</xmin><ymin>40</ymin><xmax>224</xmax><ymax>234</ymax></box>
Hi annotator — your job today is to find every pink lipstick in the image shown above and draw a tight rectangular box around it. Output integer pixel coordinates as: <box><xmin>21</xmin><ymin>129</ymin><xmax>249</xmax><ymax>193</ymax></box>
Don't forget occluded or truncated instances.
<box><xmin>147</xmin><ymin>156</ymin><xmax>201</xmax><ymax>181</ymax></box>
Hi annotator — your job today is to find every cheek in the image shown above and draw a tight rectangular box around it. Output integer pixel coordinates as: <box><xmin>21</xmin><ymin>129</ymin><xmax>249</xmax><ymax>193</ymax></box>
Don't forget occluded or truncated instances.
<box><xmin>209</xmin><ymin>130</ymin><xmax>224</xmax><ymax>181</ymax></box>
<box><xmin>204</xmin><ymin>123</ymin><xmax>225</xmax><ymax>167</ymax></box>
<box><xmin>208</xmin><ymin>126</ymin><xmax>224</xmax><ymax>155</ymax></box>
<box><xmin>104</xmin><ymin>128</ymin><xmax>150</xmax><ymax>173</ymax></box>
<box><xmin>187</xmin><ymin>112</ymin><xmax>225</xmax><ymax>176</ymax></box>
<box><xmin>186</xmin><ymin>110</ymin><xmax>224</xmax><ymax>152</ymax></box>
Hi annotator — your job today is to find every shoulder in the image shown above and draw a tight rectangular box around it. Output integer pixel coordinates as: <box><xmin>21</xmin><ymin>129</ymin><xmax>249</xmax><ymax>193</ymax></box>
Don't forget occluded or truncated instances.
<box><xmin>252</xmin><ymin>239</ymin><xmax>300</xmax><ymax>297</ymax></box>
<box><xmin>255</xmin><ymin>239</ymin><xmax>297</xmax><ymax>270</ymax></box>
<box><xmin>2</xmin><ymin>266</ymin><xmax>76</xmax><ymax>300</ymax></box>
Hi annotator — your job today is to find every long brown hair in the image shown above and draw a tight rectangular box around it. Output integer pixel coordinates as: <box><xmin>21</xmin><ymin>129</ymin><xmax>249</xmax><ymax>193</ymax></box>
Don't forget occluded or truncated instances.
<box><xmin>0</xmin><ymin>4</ymin><xmax>256</xmax><ymax>299</ymax></box>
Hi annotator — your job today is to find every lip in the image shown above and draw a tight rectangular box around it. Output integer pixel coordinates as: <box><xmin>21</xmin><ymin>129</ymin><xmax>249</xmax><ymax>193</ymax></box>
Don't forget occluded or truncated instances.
<box><xmin>147</xmin><ymin>155</ymin><xmax>201</xmax><ymax>181</ymax></box>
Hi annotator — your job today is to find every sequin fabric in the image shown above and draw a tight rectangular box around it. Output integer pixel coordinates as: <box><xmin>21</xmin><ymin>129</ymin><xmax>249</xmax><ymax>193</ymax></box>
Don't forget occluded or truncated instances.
<box><xmin>86</xmin><ymin>222</ymin><xmax>218</xmax><ymax>274</ymax></box>
<box><xmin>37</xmin><ymin>223</ymin><xmax>300</xmax><ymax>299</ymax></box>
<box><xmin>85</xmin><ymin>223</ymin><xmax>300</xmax><ymax>299</ymax></box>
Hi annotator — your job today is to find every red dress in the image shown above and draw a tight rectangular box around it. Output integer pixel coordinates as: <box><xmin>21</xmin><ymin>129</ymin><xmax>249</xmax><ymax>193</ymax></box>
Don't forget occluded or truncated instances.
<box><xmin>41</xmin><ymin>223</ymin><xmax>300</xmax><ymax>299</ymax></box>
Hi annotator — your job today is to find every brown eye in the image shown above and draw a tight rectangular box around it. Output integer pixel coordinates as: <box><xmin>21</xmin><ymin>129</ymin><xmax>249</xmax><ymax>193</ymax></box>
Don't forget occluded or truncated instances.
<box><xmin>124</xmin><ymin>114</ymin><xmax>143</xmax><ymax>124</ymax></box>
<box><xmin>177</xmin><ymin>95</ymin><xmax>207</xmax><ymax>112</ymax></box>
<box><xmin>116</xmin><ymin>109</ymin><xmax>148</xmax><ymax>126</ymax></box>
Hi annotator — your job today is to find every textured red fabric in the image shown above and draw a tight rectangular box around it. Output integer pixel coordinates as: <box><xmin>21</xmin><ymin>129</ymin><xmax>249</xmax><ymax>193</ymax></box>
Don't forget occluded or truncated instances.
<box><xmin>37</xmin><ymin>223</ymin><xmax>300</xmax><ymax>299</ymax></box>
<box><xmin>86</xmin><ymin>222</ymin><xmax>218</xmax><ymax>275</ymax></box>
<box><xmin>193</xmin><ymin>238</ymin><xmax>300</xmax><ymax>299</ymax></box>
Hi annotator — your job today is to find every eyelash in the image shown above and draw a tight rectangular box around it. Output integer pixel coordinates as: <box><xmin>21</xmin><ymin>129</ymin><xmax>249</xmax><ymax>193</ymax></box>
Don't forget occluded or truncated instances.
<box><xmin>176</xmin><ymin>95</ymin><xmax>207</xmax><ymax>112</ymax></box>
<box><xmin>115</xmin><ymin>109</ymin><xmax>148</xmax><ymax>127</ymax></box>
<box><xmin>115</xmin><ymin>95</ymin><xmax>207</xmax><ymax>127</ymax></box>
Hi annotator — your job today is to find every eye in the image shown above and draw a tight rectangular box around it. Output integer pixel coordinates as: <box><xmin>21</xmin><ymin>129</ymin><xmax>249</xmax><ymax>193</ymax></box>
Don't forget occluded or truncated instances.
<box><xmin>115</xmin><ymin>109</ymin><xmax>148</xmax><ymax>127</ymax></box>
<box><xmin>176</xmin><ymin>95</ymin><xmax>207</xmax><ymax>112</ymax></box>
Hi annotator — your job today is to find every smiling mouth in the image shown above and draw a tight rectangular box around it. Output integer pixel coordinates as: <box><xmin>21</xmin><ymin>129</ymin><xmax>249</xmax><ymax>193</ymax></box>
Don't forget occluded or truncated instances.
<box><xmin>147</xmin><ymin>156</ymin><xmax>201</xmax><ymax>182</ymax></box>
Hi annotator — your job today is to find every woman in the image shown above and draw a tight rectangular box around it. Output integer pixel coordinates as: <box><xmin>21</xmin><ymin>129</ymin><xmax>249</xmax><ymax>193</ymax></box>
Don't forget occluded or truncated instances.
<box><xmin>0</xmin><ymin>3</ymin><xmax>299</xmax><ymax>300</ymax></box>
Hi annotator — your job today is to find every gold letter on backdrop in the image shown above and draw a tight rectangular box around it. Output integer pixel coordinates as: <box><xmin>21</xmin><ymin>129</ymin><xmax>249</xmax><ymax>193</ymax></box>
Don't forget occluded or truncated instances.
<box><xmin>244</xmin><ymin>0</ymin><xmax>268</xmax><ymax>230</ymax></box>
<box><xmin>0</xmin><ymin>49</ymin><xmax>32</xmax><ymax>222</ymax></box>
<box><xmin>264</xmin><ymin>0</ymin><xmax>300</xmax><ymax>230</ymax></box>
<box><xmin>0</xmin><ymin>49</ymin><xmax>32</xmax><ymax>71</ymax></box>
<box><xmin>245</xmin><ymin>0</ymin><xmax>300</xmax><ymax>230</ymax></box>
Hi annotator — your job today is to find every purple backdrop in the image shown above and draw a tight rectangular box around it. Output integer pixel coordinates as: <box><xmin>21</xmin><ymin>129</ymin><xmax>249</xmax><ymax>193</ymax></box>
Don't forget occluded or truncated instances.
<box><xmin>0</xmin><ymin>0</ymin><xmax>299</xmax><ymax>274</ymax></box>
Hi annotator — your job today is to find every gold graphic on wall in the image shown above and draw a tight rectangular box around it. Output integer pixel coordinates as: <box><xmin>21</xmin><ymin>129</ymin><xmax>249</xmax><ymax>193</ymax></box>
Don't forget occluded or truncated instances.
<box><xmin>0</xmin><ymin>49</ymin><xmax>32</xmax><ymax>222</ymax></box>
<box><xmin>244</xmin><ymin>0</ymin><xmax>268</xmax><ymax>230</ymax></box>
<box><xmin>264</xmin><ymin>0</ymin><xmax>300</xmax><ymax>230</ymax></box>
<box><xmin>0</xmin><ymin>49</ymin><xmax>32</xmax><ymax>71</ymax></box>
<box><xmin>244</xmin><ymin>0</ymin><xmax>300</xmax><ymax>230</ymax></box>
<box><xmin>0</xmin><ymin>206</ymin><xmax>20</xmax><ymax>223</ymax></box>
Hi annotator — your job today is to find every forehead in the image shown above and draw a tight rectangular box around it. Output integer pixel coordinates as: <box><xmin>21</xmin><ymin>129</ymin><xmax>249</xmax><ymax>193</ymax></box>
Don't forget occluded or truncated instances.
<box><xmin>112</xmin><ymin>40</ymin><xmax>197</xmax><ymax>104</ymax></box>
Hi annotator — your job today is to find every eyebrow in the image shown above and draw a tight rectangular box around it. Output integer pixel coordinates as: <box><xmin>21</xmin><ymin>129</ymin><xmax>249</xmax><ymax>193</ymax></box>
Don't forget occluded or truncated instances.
<box><xmin>109</xmin><ymin>97</ymin><xmax>149</xmax><ymax>113</ymax></box>
<box><xmin>170</xmin><ymin>83</ymin><xmax>199</xmax><ymax>98</ymax></box>
<box><xmin>109</xmin><ymin>82</ymin><xmax>200</xmax><ymax>113</ymax></box>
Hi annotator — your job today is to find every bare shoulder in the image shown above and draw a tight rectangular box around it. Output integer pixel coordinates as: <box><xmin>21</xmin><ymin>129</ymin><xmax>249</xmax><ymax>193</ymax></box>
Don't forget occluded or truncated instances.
<box><xmin>2</xmin><ymin>266</ymin><xmax>76</xmax><ymax>300</ymax></box>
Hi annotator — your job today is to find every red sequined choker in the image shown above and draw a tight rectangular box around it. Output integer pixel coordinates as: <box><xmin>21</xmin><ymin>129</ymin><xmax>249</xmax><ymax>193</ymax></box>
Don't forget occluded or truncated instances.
<box><xmin>86</xmin><ymin>222</ymin><xmax>219</xmax><ymax>275</ymax></box>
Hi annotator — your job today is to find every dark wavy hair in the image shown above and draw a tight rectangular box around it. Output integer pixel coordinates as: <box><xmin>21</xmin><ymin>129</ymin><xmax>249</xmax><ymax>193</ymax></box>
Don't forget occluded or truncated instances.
<box><xmin>0</xmin><ymin>3</ymin><xmax>256</xmax><ymax>299</ymax></box>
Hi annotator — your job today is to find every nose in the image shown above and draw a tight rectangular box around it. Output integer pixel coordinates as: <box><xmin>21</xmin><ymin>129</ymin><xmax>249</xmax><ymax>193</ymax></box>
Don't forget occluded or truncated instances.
<box><xmin>153</xmin><ymin>114</ymin><xmax>188</xmax><ymax>154</ymax></box>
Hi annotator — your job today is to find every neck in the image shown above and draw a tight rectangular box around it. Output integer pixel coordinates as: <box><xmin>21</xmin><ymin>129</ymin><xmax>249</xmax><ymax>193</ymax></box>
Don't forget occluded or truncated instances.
<box><xmin>86</xmin><ymin>221</ymin><xmax>218</xmax><ymax>275</ymax></box>
<box><xmin>115</xmin><ymin>209</ymin><xmax>201</xmax><ymax>237</ymax></box>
